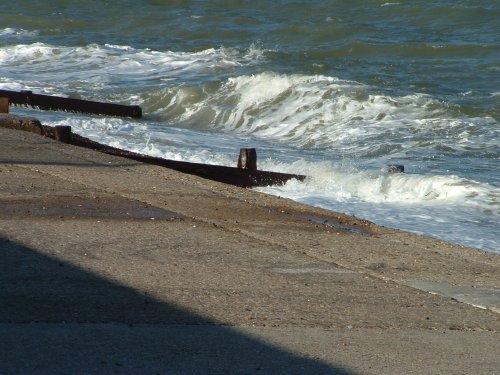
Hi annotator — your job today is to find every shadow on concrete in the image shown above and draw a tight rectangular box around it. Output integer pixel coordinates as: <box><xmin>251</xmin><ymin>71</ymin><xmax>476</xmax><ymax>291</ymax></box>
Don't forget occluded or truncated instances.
<box><xmin>0</xmin><ymin>236</ymin><xmax>354</xmax><ymax>374</ymax></box>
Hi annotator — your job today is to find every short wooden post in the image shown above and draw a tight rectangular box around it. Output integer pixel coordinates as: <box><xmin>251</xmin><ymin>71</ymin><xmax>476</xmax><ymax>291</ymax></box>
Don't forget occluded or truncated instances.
<box><xmin>55</xmin><ymin>125</ymin><xmax>72</xmax><ymax>143</ymax></box>
<box><xmin>387</xmin><ymin>164</ymin><xmax>404</xmax><ymax>173</ymax></box>
<box><xmin>237</xmin><ymin>148</ymin><xmax>257</xmax><ymax>171</ymax></box>
<box><xmin>0</xmin><ymin>97</ymin><xmax>8</xmax><ymax>113</ymax></box>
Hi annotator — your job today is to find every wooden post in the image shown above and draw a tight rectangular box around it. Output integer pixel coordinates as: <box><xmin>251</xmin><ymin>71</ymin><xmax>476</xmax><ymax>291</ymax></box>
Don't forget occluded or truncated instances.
<box><xmin>388</xmin><ymin>164</ymin><xmax>404</xmax><ymax>173</ymax></box>
<box><xmin>0</xmin><ymin>97</ymin><xmax>8</xmax><ymax>113</ymax></box>
<box><xmin>55</xmin><ymin>125</ymin><xmax>72</xmax><ymax>143</ymax></box>
<box><xmin>237</xmin><ymin>148</ymin><xmax>257</xmax><ymax>171</ymax></box>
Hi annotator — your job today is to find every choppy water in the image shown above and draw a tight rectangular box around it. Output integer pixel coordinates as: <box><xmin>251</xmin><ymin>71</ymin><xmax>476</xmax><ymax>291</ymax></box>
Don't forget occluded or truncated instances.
<box><xmin>1</xmin><ymin>1</ymin><xmax>498</xmax><ymax>252</ymax></box>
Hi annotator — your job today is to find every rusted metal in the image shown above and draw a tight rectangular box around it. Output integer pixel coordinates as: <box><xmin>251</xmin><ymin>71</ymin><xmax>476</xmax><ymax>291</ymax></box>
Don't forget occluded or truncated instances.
<box><xmin>237</xmin><ymin>148</ymin><xmax>257</xmax><ymax>171</ymax></box>
<box><xmin>0</xmin><ymin>89</ymin><xmax>142</xmax><ymax>118</ymax></box>
<box><xmin>0</xmin><ymin>97</ymin><xmax>8</xmax><ymax>113</ymax></box>
<box><xmin>55</xmin><ymin>125</ymin><xmax>72</xmax><ymax>143</ymax></box>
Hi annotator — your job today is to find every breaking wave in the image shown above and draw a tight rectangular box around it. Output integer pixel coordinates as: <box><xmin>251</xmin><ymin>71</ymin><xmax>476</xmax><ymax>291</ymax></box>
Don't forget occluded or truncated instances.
<box><xmin>0</xmin><ymin>42</ymin><xmax>264</xmax><ymax>95</ymax></box>
<box><xmin>147</xmin><ymin>72</ymin><xmax>498</xmax><ymax>159</ymax></box>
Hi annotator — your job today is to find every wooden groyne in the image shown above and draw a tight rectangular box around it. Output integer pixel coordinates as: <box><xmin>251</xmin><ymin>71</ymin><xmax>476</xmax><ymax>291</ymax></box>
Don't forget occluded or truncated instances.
<box><xmin>0</xmin><ymin>113</ymin><xmax>305</xmax><ymax>188</ymax></box>
<box><xmin>0</xmin><ymin>89</ymin><xmax>142</xmax><ymax>118</ymax></box>
<box><xmin>48</xmin><ymin>125</ymin><xmax>306</xmax><ymax>188</ymax></box>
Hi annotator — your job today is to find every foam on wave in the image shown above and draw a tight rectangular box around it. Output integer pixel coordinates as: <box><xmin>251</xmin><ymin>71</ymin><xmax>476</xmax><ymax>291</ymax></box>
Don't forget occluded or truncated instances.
<box><xmin>149</xmin><ymin>72</ymin><xmax>498</xmax><ymax>156</ymax></box>
<box><xmin>0</xmin><ymin>28</ymin><xmax>38</xmax><ymax>38</ymax></box>
<box><xmin>0</xmin><ymin>42</ymin><xmax>264</xmax><ymax>92</ymax></box>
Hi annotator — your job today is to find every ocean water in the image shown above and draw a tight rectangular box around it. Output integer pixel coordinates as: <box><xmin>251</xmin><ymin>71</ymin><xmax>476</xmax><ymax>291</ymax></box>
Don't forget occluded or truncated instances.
<box><xmin>1</xmin><ymin>1</ymin><xmax>498</xmax><ymax>252</ymax></box>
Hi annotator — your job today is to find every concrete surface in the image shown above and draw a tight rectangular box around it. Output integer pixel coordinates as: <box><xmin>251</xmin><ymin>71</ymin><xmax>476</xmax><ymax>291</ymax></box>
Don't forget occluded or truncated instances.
<box><xmin>0</xmin><ymin>126</ymin><xmax>499</xmax><ymax>374</ymax></box>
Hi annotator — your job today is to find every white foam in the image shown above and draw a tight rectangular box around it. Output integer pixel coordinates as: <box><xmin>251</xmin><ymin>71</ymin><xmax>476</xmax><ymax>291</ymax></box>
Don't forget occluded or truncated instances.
<box><xmin>0</xmin><ymin>77</ymin><xmax>28</xmax><ymax>91</ymax></box>
<box><xmin>257</xmin><ymin>160</ymin><xmax>499</xmax><ymax>210</ymax></box>
<box><xmin>0</xmin><ymin>43</ymin><xmax>264</xmax><ymax>93</ymax></box>
<box><xmin>257</xmin><ymin>164</ymin><xmax>499</xmax><ymax>252</ymax></box>
<box><xmin>152</xmin><ymin>72</ymin><xmax>498</xmax><ymax>154</ymax></box>
<box><xmin>0</xmin><ymin>28</ymin><xmax>38</xmax><ymax>37</ymax></box>
<box><xmin>45</xmin><ymin>115</ymin><xmax>236</xmax><ymax>167</ymax></box>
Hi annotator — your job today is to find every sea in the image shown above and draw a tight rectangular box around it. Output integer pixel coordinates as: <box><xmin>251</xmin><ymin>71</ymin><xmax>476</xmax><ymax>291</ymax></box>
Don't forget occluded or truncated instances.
<box><xmin>1</xmin><ymin>1</ymin><xmax>498</xmax><ymax>253</ymax></box>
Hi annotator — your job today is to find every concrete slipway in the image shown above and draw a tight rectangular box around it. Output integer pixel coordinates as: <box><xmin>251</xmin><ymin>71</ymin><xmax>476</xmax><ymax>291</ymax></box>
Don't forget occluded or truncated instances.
<box><xmin>0</xmin><ymin>126</ymin><xmax>499</xmax><ymax>374</ymax></box>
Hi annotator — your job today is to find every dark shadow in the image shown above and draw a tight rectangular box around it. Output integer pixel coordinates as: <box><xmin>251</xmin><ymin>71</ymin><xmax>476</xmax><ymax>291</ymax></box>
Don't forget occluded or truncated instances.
<box><xmin>0</xmin><ymin>236</ymin><xmax>354</xmax><ymax>374</ymax></box>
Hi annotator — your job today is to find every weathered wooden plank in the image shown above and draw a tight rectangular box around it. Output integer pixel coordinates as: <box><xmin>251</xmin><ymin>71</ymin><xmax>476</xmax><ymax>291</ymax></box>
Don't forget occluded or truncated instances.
<box><xmin>0</xmin><ymin>97</ymin><xmax>9</xmax><ymax>113</ymax></box>
<box><xmin>0</xmin><ymin>89</ymin><xmax>142</xmax><ymax>118</ymax></box>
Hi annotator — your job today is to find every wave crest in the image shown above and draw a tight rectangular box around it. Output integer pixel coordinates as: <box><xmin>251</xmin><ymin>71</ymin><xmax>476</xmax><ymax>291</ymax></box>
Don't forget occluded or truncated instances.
<box><xmin>150</xmin><ymin>72</ymin><xmax>497</xmax><ymax>156</ymax></box>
